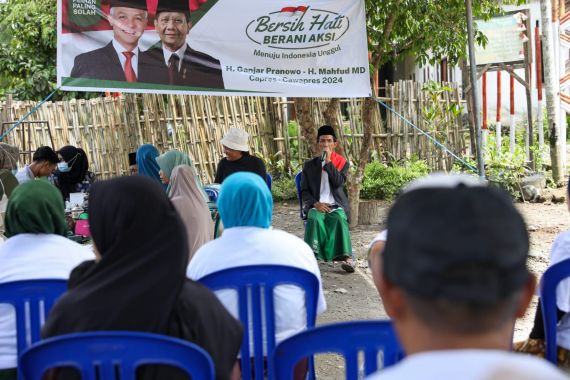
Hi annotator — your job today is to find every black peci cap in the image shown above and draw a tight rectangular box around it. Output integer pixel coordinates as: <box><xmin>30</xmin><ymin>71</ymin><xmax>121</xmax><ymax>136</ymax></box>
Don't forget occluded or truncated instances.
<box><xmin>156</xmin><ymin>0</ymin><xmax>190</xmax><ymax>13</ymax></box>
<box><xmin>128</xmin><ymin>152</ymin><xmax>137</xmax><ymax>166</ymax></box>
<box><xmin>109</xmin><ymin>0</ymin><xmax>147</xmax><ymax>11</ymax></box>
<box><xmin>317</xmin><ymin>125</ymin><xmax>336</xmax><ymax>140</ymax></box>
<box><xmin>382</xmin><ymin>174</ymin><xmax>530</xmax><ymax>304</ymax></box>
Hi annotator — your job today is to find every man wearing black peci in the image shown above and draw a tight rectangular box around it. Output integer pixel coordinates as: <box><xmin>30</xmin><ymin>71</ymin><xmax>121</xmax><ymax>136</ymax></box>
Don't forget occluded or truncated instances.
<box><xmin>139</xmin><ymin>0</ymin><xmax>224</xmax><ymax>89</ymax></box>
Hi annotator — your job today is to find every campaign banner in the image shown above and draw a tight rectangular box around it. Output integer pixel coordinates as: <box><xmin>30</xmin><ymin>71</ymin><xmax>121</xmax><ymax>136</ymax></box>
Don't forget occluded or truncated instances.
<box><xmin>57</xmin><ymin>0</ymin><xmax>371</xmax><ymax>97</ymax></box>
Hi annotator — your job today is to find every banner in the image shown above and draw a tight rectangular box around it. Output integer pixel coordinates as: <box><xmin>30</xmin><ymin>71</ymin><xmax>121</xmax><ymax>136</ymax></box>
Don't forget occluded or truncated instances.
<box><xmin>57</xmin><ymin>0</ymin><xmax>371</xmax><ymax>97</ymax></box>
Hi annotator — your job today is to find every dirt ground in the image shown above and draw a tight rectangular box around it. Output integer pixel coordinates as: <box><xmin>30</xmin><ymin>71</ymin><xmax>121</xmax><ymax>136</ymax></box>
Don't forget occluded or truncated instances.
<box><xmin>271</xmin><ymin>188</ymin><xmax>570</xmax><ymax>378</ymax></box>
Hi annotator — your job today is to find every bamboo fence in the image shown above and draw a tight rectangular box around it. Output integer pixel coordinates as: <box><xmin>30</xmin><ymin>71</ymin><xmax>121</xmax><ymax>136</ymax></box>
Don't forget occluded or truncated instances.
<box><xmin>0</xmin><ymin>80</ymin><xmax>468</xmax><ymax>182</ymax></box>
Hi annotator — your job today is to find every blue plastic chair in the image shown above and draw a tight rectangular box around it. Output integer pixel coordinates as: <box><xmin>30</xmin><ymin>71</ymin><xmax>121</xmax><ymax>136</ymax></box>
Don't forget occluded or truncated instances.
<box><xmin>199</xmin><ymin>265</ymin><xmax>319</xmax><ymax>380</ymax></box>
<box><xmin>540</xmin><ymin>258</ymin><xmax>570</xmax><ymax>364</ymax></box>
<box><xmin>19</xmin><ymin>331</ymin><xmax>215</xmax><ymax>380</ymax></box>
<box><xmin>0</xmin><ymin>279</ymin><xmax>67</xmax><ymax>358</ymax></box>
<box><xmin>266</xmin><ymin>173</ymin><xmax>273</xmax><ymax>191</ymax></box>
<box><xmin>273</xmin><ymin>320</ymin><xmax>404</xmax><ymax>380</ymax></box>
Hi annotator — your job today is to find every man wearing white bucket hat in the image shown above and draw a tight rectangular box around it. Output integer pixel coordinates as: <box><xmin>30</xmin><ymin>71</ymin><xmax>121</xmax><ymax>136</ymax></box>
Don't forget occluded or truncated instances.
<box><xmin>214</xmin><ymin>128</ymin><xmax>267</xmax><ymax>184</ymax></box>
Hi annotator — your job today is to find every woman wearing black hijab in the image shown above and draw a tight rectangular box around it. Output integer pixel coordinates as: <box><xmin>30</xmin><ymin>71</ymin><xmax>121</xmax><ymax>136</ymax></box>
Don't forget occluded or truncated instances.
<box><xmin>42</xmin><ymin>176</ymin><xmax>242</xmax><ymax>379</ymax></box>
<box><xmin>53</xmin><ymin>146</ymin><xmax>95</xmax><ymax>202</ymax></box>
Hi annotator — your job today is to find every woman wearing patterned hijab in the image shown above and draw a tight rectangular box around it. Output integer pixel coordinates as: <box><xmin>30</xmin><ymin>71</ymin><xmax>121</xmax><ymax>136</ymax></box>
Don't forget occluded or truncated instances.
<box><xmin>43</xmin><ymin>176</ymin><xmax>242</xmax><ymax>380</ymax></box>
<box><xmin>0</xmin><ymin>181</ymin><xmax>93</xmax><ymax>379</ymax></box>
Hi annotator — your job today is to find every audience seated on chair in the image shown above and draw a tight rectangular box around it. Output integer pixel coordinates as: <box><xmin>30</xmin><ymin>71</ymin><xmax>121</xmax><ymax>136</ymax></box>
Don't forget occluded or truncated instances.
<box><xmin>136</xmin><ymin>144</ymin><xmax>166</xmax><ymax>190</ymax></box>
<box><xmin>300</xmin><ymin>125</ymin><xmax>354</xmax><ymax>273</ymax></box>
<box><xmin>15</xmin><ymin>146</ymin><xmax>59</xmax><ymax>184</ymax></box>
<box><xmin>514</xmin><ymin>176</ymin><xmax>570</xmax><ymax>367</ymax></box>
<box><xmin>169</xmin><ymin>165</ymin><xmax>213</xmax><ymax>261</ymax></box>
<box><xmin>187</xmin><ymin>172</ymin><xmax>326</xmax><ymax>377</ymax></box>
<box><xmin>42</xmin><ymin>176</ymin><xmax>242</xmax><ymax>380</ymax></box>
<box><xmin>156</xmin><ymin>150</ymin><xmax>208</xmax><ymax>201</ymax></box>
<box><xmin>0</xmin><ymin>181</ymin><xmax>94</xmax><ymax>379</ymax></box>
<box><xmin>367</xmin><ymin>173</ymin><xmax>566</xmax><ymax>380</ymax></box>
<box><xmin>214</xmin><ymin>128</ymin><xmax>266</xmax><ymax>184</ymax></box>
<box><xmin>51</xmin><ymin>146</ymin><xmax>96</xmax><ymax>202</ymax></box>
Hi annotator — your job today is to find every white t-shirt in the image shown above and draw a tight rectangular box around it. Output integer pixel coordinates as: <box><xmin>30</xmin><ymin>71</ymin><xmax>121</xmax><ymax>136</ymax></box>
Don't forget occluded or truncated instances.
<box><xmin>0</xmin><ymin>234</ymin><xmax>94</xmax><ymax>369</ymax></box>
<box><xmin>15</xmin><ymin>166</ymin><xmax>34</xmax><ymax>184</ymax></box>
<box><xmin>366</xmin><ymin>350</ymin><xmax>567</xmax><ymax>380</ymax></box>
<box><xmin>369</xmin><ymin>230</ymin><xmax>388</xmax><ymax>249</ymax></box>
<box><xmin>319</xmin><ymin>170</ymin><xmax>336</xmax><ymax>205</ymax></box>
<box><xmin>548</xmin><ymin>229</ymin><xmax>570</xmax><ymax>350</ymax></box>
<box><xmin>187</xmin><ymin>227</ymin><xmax>327</xmax><ymax>353</ymax></box>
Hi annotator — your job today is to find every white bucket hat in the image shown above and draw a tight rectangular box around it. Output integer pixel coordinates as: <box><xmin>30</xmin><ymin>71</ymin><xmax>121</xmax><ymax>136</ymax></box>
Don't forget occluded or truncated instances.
<box><xmin>221</xmin><ymin>128</ymin><xmax>249</xmax><ymax>152</ymax></box>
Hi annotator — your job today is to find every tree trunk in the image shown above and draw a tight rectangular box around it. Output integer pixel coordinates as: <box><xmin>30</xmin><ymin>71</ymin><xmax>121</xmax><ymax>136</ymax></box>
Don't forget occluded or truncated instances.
<box><xmin>294</xmin><ymin>97</ymin><xmax>318</xmax><ymax>157</ymax></box>
<box><xmin>540</xmin><ymin>0</ymin><xmax>564</xmax><ymax>184</ymax></box>
<box><xmin>348</xmin><ymin>97</ymin><xmax>377</xmax><ymax>228</ymax></box>
<box><xmin>322</xmin><ymin>98</ymin><xmax>346</xmax><ymax>156</ymax></box>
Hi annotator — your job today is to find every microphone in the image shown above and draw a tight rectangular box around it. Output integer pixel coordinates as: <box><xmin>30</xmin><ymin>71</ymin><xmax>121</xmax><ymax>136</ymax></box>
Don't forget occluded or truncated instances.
<box><xmin>321</xmin><ymin>151</ymin><xmax>327</xmax><ymax>162</ymax></box>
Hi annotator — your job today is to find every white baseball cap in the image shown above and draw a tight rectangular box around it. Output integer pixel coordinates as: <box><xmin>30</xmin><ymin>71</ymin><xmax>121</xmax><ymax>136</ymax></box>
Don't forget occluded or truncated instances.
<box><xmin>221</xmin><ymin>128</ymin><xmax>249</xmax><ymax>152</ymax></box>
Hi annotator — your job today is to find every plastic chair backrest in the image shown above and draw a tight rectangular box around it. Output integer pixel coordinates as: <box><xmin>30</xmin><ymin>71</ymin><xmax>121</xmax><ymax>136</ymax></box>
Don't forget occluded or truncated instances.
<box><xmin>199</xmin><ymin>265</ymin><xmax>319</xmax><ymax>380</ymax></box>
<box><xmin>540</xmin><ymin>258</ymin><xmax>570</xmax><ymax>364</ymax></box>
<box><xmin>19</xmin><ymin>331</ymin><xmax>215</xmax><ymax>380</ymax></box>
<box><xmin>0</xmin><ymin>279</ymin><xmax>67</xmax><ymax>356</ymax></box>
<box><xmin>273</xmin><ymin>320</ymin><xmax>404</xmax><ymax>380</ymax></box>
<box><xmin>294</xmin><ymin>172</ymin><xmax>303</xmax><ymax>219</ymax></box>
<box><xmin>266</xmin><ymin>173</ymin><xmax>272</xmax><ymax>190</ymax></box>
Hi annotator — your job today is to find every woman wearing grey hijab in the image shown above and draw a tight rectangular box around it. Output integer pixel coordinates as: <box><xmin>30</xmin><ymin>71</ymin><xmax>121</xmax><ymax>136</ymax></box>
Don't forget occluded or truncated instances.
<box><xmin>0</xmin><ymin>143</ymin><xmax>19</xmax><ymax>199</ymax></box>
<box><xmin>170</xmin><ymin>165</ymin><xmax>214</xmax><ymax>260</ymax></box>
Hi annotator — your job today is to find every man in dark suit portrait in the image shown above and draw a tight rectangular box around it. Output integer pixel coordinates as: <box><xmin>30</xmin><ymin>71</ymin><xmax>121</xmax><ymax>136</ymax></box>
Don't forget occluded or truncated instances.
<box><xmin>70</xmin><ymin>0</ymin><xmax>147</xmax><ymax>82</ymax></box>
<box><xmin>138</xmin><ymin>0</ymin><xmax>225</xmax><ymax>89</ymax></box>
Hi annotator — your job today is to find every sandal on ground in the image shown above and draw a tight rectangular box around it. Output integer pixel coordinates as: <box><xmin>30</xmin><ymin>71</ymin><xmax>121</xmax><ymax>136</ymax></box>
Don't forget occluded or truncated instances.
<box><xmin>341</xmin><ymin>258</ymin><xmax>355</xmax><ymax>273</ymax></box>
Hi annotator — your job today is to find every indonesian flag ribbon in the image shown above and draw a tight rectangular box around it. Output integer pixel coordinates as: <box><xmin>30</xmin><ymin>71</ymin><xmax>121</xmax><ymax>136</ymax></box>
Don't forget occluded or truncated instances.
<box><xmin>279</xmin><ymin>6</ymin><xmax>308</xmax><ymax>15</ymax></box>
<box><xmin>328</xmin><ymin>152</ymin><xmax>347</xmax><ymax>172</ymax></box>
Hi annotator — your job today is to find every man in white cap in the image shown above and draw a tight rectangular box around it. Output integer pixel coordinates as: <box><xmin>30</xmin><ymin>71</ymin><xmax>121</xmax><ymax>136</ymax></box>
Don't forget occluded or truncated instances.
<box><xmin>214</xmin><ymin>128</ymin><xmax>267</xmax><ymax>184</ymax></box>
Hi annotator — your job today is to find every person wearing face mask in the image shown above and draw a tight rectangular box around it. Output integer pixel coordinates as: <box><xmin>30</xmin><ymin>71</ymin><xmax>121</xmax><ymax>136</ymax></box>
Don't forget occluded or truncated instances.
<box><xmin>15</xmin><ymin>146</ymin><xmax>59</xmax><ymax>184</ymax></box>
<box><xmin>52</xmin><ymin>146</ymin><xmax>96</xmax><ymax>202</ymax></box>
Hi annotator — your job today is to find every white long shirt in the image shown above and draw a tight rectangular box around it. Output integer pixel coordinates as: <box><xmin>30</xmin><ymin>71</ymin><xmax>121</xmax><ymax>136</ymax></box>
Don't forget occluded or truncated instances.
<box><xmin>547</xmin><ymin>229</ymin><xmax>570</xmax><ymax>350</ymax></box>
<box><xmin>0</xmin><ymin>234</ymin><xmax>94</xmax><ymax>369</ymax></box>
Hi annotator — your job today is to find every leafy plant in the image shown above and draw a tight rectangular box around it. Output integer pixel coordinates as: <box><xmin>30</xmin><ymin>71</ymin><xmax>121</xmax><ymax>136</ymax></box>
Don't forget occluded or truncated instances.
<box><xmin>271</xmin><ymin>176</ymin><xmax>297</xmax><ymax>201</ymax></box>
<box><xmin>361</xmin><ymin>157</ymin><xmax>429</xmax><ymax>200</ymax></box>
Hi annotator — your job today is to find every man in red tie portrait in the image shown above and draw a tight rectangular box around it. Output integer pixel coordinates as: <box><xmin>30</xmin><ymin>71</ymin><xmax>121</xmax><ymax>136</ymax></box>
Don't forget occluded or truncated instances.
<box><xmin>138</xmin><ymin>0</ymin><xmax>224</xmax><ymax>89</ymax></box>
<box><xmin>70</xmin><ymin>0</ymin><xmax>147</xmax><ymax>82</ymax></box>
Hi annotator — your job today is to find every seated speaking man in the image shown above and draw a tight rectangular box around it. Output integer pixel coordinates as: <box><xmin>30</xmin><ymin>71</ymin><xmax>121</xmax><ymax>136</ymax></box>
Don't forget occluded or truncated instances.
<box><xmin>138</xmin><ymin>0</ymin><xmax>224</xmax><ymax>88</ymax></box>
<box><xmin>70</xmin><ymin>0</ymin><xmax>147</xmax><ymax>82</ymax></box>
<box><xmin>368</xmin><ymin>174</ymin><xmax>567</xmax><ymax>379</ymax></box>
<box><xmin>301</xmin><ymin>125</ymin><xmax>353</xmax><ymax>273</ymax></box>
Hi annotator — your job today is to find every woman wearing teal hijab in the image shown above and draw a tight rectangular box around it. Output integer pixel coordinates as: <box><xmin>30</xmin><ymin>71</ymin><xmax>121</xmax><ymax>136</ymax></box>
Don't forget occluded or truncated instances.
<box><xmin>0</xmin><ymin>181</ymin><xmax>93</xmax><ymax>379</ymax></box>
<box><xmin>136</xmin><ymin>144</ymin><xmax>166</xmax><ymax>191</ymax></box>
<box><xmin>187</xmin><ymin>172</ymin><xmax>326</xmax><ymax>380</ymax></box>
<box><xmin>216</xmin><ymin>172</ymin><xmax>272</xmax><ymax>229</ymax></box>
<box><xmin>156</xmin><ymin>150</ymin><xmax>208</xmax><ymax>201</ymax></box>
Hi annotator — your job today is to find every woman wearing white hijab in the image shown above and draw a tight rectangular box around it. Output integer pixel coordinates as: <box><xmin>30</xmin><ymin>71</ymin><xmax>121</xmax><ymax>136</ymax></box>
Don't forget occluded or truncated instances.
<box><xmin>170</xmin><ymin>165</ymin><xmax>214</xmax><ymax>260</ymax></box>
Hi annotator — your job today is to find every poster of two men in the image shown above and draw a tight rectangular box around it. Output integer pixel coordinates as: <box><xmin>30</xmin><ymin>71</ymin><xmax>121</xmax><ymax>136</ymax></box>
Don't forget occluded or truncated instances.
<box><xmin>62</xmin><ymin>0</ymin><xmax>224</xmax><ymax>89</ymax></box>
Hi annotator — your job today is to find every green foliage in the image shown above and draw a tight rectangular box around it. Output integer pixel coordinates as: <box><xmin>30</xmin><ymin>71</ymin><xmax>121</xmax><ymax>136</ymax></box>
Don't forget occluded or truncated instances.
<box><xmin>0</xmin><ymin>0</ymin><xmax>99</xmax><ymax>100</ymax></box>
<box><xmin>361</xmin><ymin>157</ymin><xmax>429</xmax><ymax>200</ymax></box>
<box><xmin>484</xmin><ymin>134</ymin><xmax>527</xmax><ymax>198</ymax></box>
<box><xmin>365</xmin><ymin>0</ymin><xmax>525</xmax><ymax>70</ymax></box>
<box><xmin>0</xmin><ymin>0</ymin><xmax>56</xmax><ymax>100</ymax></box>
<box><xmin>422</xmin><ymin>81</ymin><xmax>463</xmax><ymax>141</ymax></box>
<box><xmin>271</xmin><ymin>176</ymin><xmax>297</xmax><ymax>201</ymax></box>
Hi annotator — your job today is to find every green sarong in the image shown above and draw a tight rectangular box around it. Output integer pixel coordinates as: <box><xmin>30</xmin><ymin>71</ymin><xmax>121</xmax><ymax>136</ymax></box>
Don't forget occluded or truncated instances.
<box><xmin>304</xmin><ymin>208</ymin><xmax>352</xmax><ymax>261</ymax></box>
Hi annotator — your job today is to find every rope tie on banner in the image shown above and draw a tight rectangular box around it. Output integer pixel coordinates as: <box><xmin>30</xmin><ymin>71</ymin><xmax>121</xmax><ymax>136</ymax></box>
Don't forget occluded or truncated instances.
<box><xmin>0</xmin><ymin>88</ymin><xmax>60</xmax><ymax>142</ymax></box>
<box><xmin>373</xmin><ymin>97</ymin><xmax>478</xmax><ymax>174</ymax></box>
